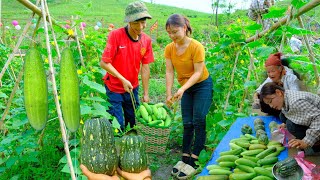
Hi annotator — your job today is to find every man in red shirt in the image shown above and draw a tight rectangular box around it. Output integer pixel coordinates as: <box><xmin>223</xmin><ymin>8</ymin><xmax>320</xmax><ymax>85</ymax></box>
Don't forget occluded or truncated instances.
<box><xmin>100</xmin><ymin>1</ymin><xmax>154</xmax><ymax>130</ymax></box>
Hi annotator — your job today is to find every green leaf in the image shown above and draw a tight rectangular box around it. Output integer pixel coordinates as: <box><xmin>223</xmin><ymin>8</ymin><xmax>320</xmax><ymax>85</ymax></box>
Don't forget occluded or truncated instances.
<box><xmin>15</xmin><ymin>146</ymin><xmax>24</xmax><ymax>155</ymax></box>
<box><xmin>61</xmin><ymin>163</ymin><xmax>71</xmax><ymax>174</ymax></box>
<box><xmin>245</xmin><ymin>41</ymin><xmax>263</xmax><ymax>48</ymax></box>
<box><xmin>255</xmin><ymin>47</ymin><xmax>275</xmax><ymax>59</ymax></box>
<box><xmin>284</xmin><ymin>26</ymin><xmax>314</xmax><ymax>35</ymax></box>
<box><xmin>83</xmin><ymin>96</ymin><xmax>106</xmax><ymax>102</ymax></box>
<box><xmin>218</xmin><ymin>119</ymin><xmax>233</xmax><ymax>127</ymax></box>
<box><xmin>61</xmin><ymin>160</ymin><xmax>81</xmax><ymax>174</ymax></box>
<box><xmin>0</xmin><ymin>167</ymin><xmax>6</xmax><ymax>173</ymax></box>
<box><xmin>21</xmin><ymin>152</ymin><xmax>39</xmax><ymax>163</ymax></box>
<box><xmin>93</xmin><ymin>102</ymin><xmax>105</xmax><ymax>111</ymax></box>
<box><xmin>1</xmin><ymin>134</ymin><xmax>21</xmax><ymax>145</ymax></box>
<box><xmin>112</xmin><ymin>118</ymin><xmax>121</xmax><ymax>130</ymax></box>
<box><xmin>59</xmin><ymin>155</ymin><xmax>68</xmax><ymax>164</ymax></box>
<box><xmin>263</xmin><ymin>7</ymin><xmax>286</xmax><ymax>19</ymax></box>
<box><xmin>292</xmin><ymin>0</ymin><xmax>308</xmax><ymax>9</ymax></box>
<box><xmin>245</xmin><ymin>23</ymin><xmax>262</xmax><ymax>31</ymax></box>
<box><xmin>11</xmin><ymin>118</ymin><xmax>28</xmax><ymax>128</ymax></box>
<box><xmin>10</xmin><ymin>175</ymin><xmax>20</xmax><ymax>180</ymax></box>
<box><xmin>244</xmin><ymin>81</ymin><xmax>257</xmax><ymax>88</ymax></box>
<box><xmin>208</xmin><ymin>46</ymin><xmax>221</xmax><ymax>53</ymax></box>
<box><xmin>69</xmin><ymin>139</ymin><xmax>80</xmax><ymax>147</ymax></box>
<box><xmin>92</xmin><ymin>110</ymin><xmax>110</xmax><ymax>118</ymax></box>
<box><xmin>0</xmin><ymin>92</ymin><xmax>8</xmax><ymax>98</ymax></box>
<box><xmin>198</xmin><ymin>149</ymin><xmax>211</xmax><ymax>164</ymax></box>
<box><xmin>36</xmin><ymin>27</ymin><xmax>44</xmax><ymax>34</ymax></box>
<box><xmin>6</xmin><ymin>156</ymin><xmax>18</xmax><ymax>168</ymax></box>
<box><xmin>220</xmin><ymin>40</ymin><xmax>232</xmax><ymax>49</ymax></box>
<box><xmin>81</xmin><ymin>105</ymin><xmax>92</xmax><ymax>115</ymax></box>
<box><xmin>234</xmin><ymin>113</ymin><xmax>247</xmax><ymax>117</ymax></box>
<box><xmin>83</xmin><ymin>76</ymin><xmax>105</xmax><ymax>94</ymax></box>
<box><xmin>70</xmin><ymin>147</ymin><xmax>81</xmax><ymax>156</ymax></box>
<box><xmin>217</xmin><ymin>132</ymin><xmax>227</xmax><ymax>141</ymax></box>
<box><xmin>0</xmin><ymin>157</ymin><xmax>7</xmax><ymax>166</ymax></box>
<box><xmin>208</xmin><ymin>131</ymin><xmax>216</xmax><ymax>142</ymax></box>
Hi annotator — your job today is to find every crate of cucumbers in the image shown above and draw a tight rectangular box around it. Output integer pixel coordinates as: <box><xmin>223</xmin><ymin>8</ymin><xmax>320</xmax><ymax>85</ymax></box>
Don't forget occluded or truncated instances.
<box><xmin>135</xmin><ymin>102</ymin><xmax>173</xmax><ymax>154</ymax></box>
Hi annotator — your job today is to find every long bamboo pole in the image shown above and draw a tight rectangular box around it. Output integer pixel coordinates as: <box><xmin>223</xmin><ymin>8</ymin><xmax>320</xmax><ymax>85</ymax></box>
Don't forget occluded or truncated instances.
<box><xmin>224</xmin><ymin>51</ymin><xmax>240</xmax><ymax>111</ymax></box>
<box><xmin>0</xmin><ymin>14</ymin><xmax>33</xmax><ymax>84</ymax></box>
<box><xmin>16</xmin><ymin>0</ymin><xmax>74</xmax><ymax>38</ymax></box>
<box><xmin>239</xmin><ymin>48</ymin><xmax>255</xmax><ymax>112</ymax></box>
<box><xmin>0</xmin><ymin>54</ymin><xmax>24</xmax><ymax>129</ymax></box>
<box><xmin>297</xmin><ymin>16</ymin><xmax>319</xmax><ymax>86</ymax></box>
<box><xmin>44</xmin><ymin>1</ymin><xmax>61</xmax><ymax>61</ymax></box>
<box><xmin>279</xmin><ymin>6</ymin><xmax>292</xmax><ymax>52</ymax></box>
<box><xmin>40</xmin><ymin>0</ymin><xmax>76</xmax><ymax>179</ymax></box>
<box><xmin>73</xmin><ymin>16</ymin><xmax>85</xmax><ymax>67</ymax></box>
<box><xmin>246</xmin><ymin>0</ymin><xmax>320</xmax><ymax>43</ymax></box>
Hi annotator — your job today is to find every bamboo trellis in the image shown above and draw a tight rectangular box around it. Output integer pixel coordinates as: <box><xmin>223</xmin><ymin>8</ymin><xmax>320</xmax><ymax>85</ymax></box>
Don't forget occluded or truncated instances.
<box><xmin>1</xmin><ymin>0</ymin><xmax>78</xmax><ymax>179</ymax></box>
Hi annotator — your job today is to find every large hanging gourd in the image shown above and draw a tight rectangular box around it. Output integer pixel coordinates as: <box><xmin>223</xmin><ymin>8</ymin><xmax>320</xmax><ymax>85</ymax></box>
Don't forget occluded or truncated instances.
<box><xmin>119</xmin><ymin>135</ymin><xmax>148</xmax><ymax>173</ymax></box>
<box><xmin>23</xmin><ymin>48</ymin><xmax>48</xmax><ymax>130</ymax></box>
<box><xmin>60</xmin><ymin>48</ymin><xmax>80</xmax><ymax>132</ymax></box>
<box><xmin>81</xmin><ymin>118</ymin><xmax>118</xmax><ymax>175</ymax></box>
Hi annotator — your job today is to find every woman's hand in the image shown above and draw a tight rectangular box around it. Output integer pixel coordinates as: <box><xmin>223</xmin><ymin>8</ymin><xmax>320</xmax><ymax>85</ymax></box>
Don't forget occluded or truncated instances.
<box><xmin>142</xmin><ymin>94</ymin><xmax>150</xmax><ymax>103</ymax></box>
<box><xmin>278</xmin><ymin>123</ymin><xmax>286</xmax><ymax>129</ymax></box>
<box><xmin>117</xmin><ymin>168</ymin><xmax>151</xmax><ymax>180</ymax></box>
<box><xmin>80</xmin><ymin>164</ymin><xmax>120</xmax><ymax>180</ymax></box>
<box><xmin>174</xmin><ymin>88</ymin><xmax>185</xmax><ymax>101</ymax></box>
<box><xmin>166</xmin><ymin>95</ymin><xmax>177</xmax><ymax>107</ymax></box>
<box><xmin>288</xmin><ymin>139</ymin><xmax>309</xmax><ymax>149</ymax></box>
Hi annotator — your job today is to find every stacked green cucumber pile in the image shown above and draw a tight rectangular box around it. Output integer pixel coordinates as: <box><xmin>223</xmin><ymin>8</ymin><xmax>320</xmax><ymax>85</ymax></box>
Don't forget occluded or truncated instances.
<box><xmin>136</xmin><ymin>102</ymin><xmax>172</xmax><ymax>128</ymax></box>
<box><xmin>205</xmin><ymin>119</ymin><xmax>285</xmax><ymax>180</ymax></box>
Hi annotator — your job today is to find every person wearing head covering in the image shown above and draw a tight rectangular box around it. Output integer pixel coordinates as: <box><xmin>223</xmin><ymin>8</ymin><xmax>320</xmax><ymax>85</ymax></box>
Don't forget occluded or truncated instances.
<box><xmin>260</xmin><ymin>82</ymin><xmax>320</xmax><ymax>155</ymax></box>
<box><xmin>80</xmin><ymin>2</ymin><xmax>153</xmax><ymax>179</ymax></box>
<box><xmin>165</xmin><ymin>14</ymin><xmax>213</xmax><ymax>179</ymax></box>
<box><xmin>247</xmin><ymin>0</ymin><xmax>273</xmax><ymax>30</ymax></box>
<box><xmin>100</xmin><ymin>1</ymin><xmax>154</xmax><ymax>130</ymax></box>
<box><xmin>252</xmin><ymin>52</ymin><xmax>301</xmax><ymax>117</ymax></box>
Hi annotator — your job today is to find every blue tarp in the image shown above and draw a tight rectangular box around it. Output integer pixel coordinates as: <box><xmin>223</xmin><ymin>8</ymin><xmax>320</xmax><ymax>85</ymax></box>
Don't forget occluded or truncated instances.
<box><xmin>198</xmin><ymin>116</ymin><xmax>288</xmax><ymax>177</ymax></box>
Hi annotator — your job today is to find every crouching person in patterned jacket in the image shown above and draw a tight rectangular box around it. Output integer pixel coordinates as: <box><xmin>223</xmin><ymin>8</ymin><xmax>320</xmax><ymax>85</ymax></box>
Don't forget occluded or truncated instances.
<box><xmin>259</xmin><ymin>82</ymin><xmax>320</xmax><ymax>155</ymax></box>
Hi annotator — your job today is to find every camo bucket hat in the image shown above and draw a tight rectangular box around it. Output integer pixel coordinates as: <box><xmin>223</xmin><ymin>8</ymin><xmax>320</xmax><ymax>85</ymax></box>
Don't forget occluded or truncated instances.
<box><xmin>124</xmin><ymin>1</ymin><xmax>152</xmax><ymax>23</ymax></box>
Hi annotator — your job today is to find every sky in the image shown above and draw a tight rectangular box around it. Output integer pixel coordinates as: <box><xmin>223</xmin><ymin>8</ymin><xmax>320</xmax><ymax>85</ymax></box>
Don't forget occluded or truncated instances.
<box><xmin>142</xmin><ymin>0</ymin><xmax>252</xmax><ymax>14</ymax></box>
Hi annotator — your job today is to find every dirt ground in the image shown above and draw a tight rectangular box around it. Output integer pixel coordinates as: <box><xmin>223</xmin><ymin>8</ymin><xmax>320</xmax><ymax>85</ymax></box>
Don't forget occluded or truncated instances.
<box><xmin>151</xmin><ymin>149</ymin><xmax>181</xmax><ymax>180</ymax></box>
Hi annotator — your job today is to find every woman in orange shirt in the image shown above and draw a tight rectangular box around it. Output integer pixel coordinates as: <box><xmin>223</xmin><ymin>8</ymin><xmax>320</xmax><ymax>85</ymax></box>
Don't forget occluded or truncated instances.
<box><xmin>165</xmin><ymin>14</ymin><xmax>213</xmax><ymax>179</ymax></box>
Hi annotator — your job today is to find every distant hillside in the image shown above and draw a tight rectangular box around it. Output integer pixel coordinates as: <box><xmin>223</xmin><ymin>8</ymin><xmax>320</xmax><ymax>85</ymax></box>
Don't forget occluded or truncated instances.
<box><xmin>2</xmin><ymin>0</ymin><xmax>213</xmax><ymax>33</ymax></box>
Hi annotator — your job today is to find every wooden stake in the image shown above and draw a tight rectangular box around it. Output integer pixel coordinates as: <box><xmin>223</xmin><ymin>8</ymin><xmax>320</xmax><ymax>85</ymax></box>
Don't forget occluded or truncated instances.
<box><xmin>44</xmin><ymin>1</ymin><xmax>61</xmax><ymax>61</ymax></box>
<box><xmin>297</xmin><ymin>16</ymin><xmax>319</xmax><ymax>86</ymax></box>
<box><xmin>73</xmin><ymin>16</ymin><xmax>85</xmax><ymax>67</ymax></box>
<box><xmin>0</xmin><ymin>53</ymin><xmax>24</xmax><ymax>129</ymax></box>
<box><xmin>224</xmin><ymin>51</ymin><xmax>240</xmax><ymax>111</ymax></box>
<box><xmin>40</xmin><ymin>0</ymin><xmax>76</xmax><ymax>179</ymax></box>
<box><xmin>239</xmin><ymin>48</ymin><xmax>255</xmax><ymax>112</ymax></box>
<box><xmin>279</xmin><ymin>6</ymin><xmax>293</xmax><ymax>52</ymax></box>
<box><xmin>0</xmin><ymin>17</ymin><xmax>33</xmax><ymax>82</ymax></box>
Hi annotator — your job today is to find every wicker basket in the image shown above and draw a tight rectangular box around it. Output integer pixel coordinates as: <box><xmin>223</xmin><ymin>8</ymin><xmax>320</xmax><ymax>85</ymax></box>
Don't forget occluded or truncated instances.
<box><xmin>136</xmin><ymin>120</ymin><xmax>171</xmax><ymax>154</ymax></box>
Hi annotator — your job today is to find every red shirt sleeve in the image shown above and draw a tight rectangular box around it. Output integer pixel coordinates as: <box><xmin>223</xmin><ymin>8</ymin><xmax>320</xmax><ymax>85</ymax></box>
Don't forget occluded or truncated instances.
<box><xmin>102</xmin><ymin>31</ymin><xmax>117</xmax><ymax>63</ymax></box>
